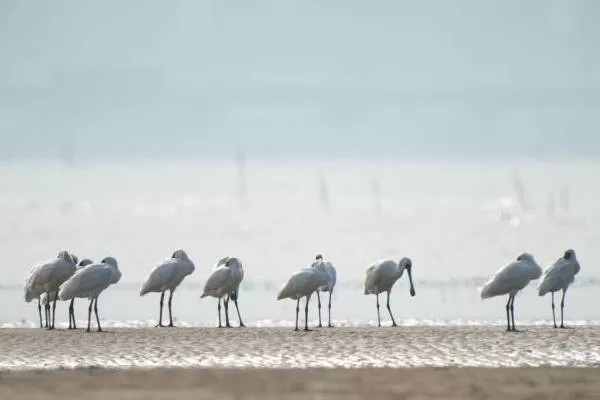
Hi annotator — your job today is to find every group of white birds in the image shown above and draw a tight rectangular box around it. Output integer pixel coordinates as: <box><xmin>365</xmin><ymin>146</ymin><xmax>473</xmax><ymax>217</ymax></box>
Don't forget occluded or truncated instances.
<box><xmin>480</xmin><ymin>249</ymin><xmax>581</xmax><ymax>331</ymax></box>
<box><xmin>22</xmin><ymin>247</ymin><xmax>579</xmax><ymax>333</ymax></box>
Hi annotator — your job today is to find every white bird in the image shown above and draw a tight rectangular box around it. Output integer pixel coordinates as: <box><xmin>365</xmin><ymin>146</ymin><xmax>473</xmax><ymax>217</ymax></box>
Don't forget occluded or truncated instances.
<box><xmin>538</xmin><ymin>249</ymin><xmax>581</xmax><ymax>328</ymax></box>
<box><xmin>201</xmin><ymin>257</ymin><xmax>245</xmax><ymax>328</ymax></box>
<box><xmin>277</xmin><ymin>262</ymin><xmax>330</xmax><ymax>331</ymax></box>
<box><xmin>364</xmin><ymin>258</ymin><xmax>416</xmax><ymax>327</ymax></box>
<box><xmin>312</xmin><ymin>254</ymin><xmax>337</xmax><ymax>328</ymax></box>
<box><xmin>480</xmin><ymin>253</ymin><xmax>542</xmax><ymax>331</ymax></box>
<box><xmin>140</xmin><ymin>249</ymin><xmax>195</xmax><ymax>327</ymax></box>
<box><xmin>24</xmin><ymin>265</ymin><xmax>45</xmax><ymax>328</ymax></box>
<box><xmin>41</xmin><ymin>258</ymin><xmax>94</xmax><ymax>329</ymax></box>
<box><xmin>59</xmin><ymin>257</ymin><xmax>121</xmax><ymax>332</ymax></box>
<box><xmin>25</xmin><ymin>251</ymin><xmax>78</xmax><ymax>329</ymax></box>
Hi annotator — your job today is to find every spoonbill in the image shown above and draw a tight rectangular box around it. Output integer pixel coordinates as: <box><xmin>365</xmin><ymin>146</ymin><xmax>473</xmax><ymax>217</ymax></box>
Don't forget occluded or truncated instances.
<box><xmin>364</xmin><ymin>258</ymin><xmax>416</xmax><ymax>327</ymax></box>
<box><xmin>59</xmin><ymin>257</ymin><xmax>121</xmax><ymax>332</ymax></box>
<box><xmin>201</xmin><ymin>257</ymin><xmax>245</xmax><ymax>328</ymax></box>
<box><xmin>480</xmin><ymin>253</ymin><xmax>542</xmax><ymax>331</ymax></box>
<box><xmin>277</xmin><ymin>262</ymin><xmax>329</xmax><ymax>331</ymax></box>
<box><xmin>25</xmin><ymin>251</ymin><xmax>77</xmax><ymax>329</ymax></box>
<box><xmin>24</xmin><ymin>265</ymin><xmax>45</xmax><ymax>328</ymax></box>
<box><xmin>312</xmin><ymin>254</ymin><xmax>337</xmax><ymax>328</ymax></box>
<box><xmin>140</xmin><ymin>249</ymin><xmax>195</xmax><ymax>327</ymax></box>
<box><xmin>41</xmin><ymin>258</ymin><xmax>93</xmax><ymax>329</ymax></box>
<box><xmin>538</xmin><ymin>249</ymin><xmax>581</xmax><ymax>328</ymax></box>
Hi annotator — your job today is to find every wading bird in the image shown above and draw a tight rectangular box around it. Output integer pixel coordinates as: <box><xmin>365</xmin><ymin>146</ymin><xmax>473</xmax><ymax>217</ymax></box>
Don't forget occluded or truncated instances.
<box><xmin>59</xmin><ymin>257</ymin><xmax>121</xmax><ymax>332</ymax></box>
<box><xmin>538</xmin><ymin>249</ymin><xmax>580</xmax><ymax>328</ymax></box>
<box><xmin>480</xmin><ymin>253</ymin><xmax>542</xmax><ymax>331</ymax></box>
<box><xmin>140</xmin><ymin>249</ymin><xmax>195</xmax><ymax>327</ymax></box>
<box><xmin>201</xmin><ymin>257</ymin><xmax>245</xmax><ymax>328</ymax></box>
<box><xmin>364</xmin><ymin>258</ymin><xmax>416</xmax><ymax>327</ymax></box>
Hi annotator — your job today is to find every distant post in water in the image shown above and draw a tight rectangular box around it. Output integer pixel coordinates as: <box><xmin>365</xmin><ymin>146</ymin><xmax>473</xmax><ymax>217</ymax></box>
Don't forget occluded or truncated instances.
<box><xmin>318</xmin><ymin>173</ymin><xmax>330</xmax><ymax>212</ymax></box>
<box><xmin>236</xmin><ymin>149</ymin><xmax>247</xmax><ymax>206</ymax></box>
<box><xmin>370</xmin><ymin>175</ymin><xmax>382</xmax><ymax>213</ymax></box>
<box><xmin>511</xmin><ymin>168</ymin><xmax>528</xmax><ymax>212</ymax></box>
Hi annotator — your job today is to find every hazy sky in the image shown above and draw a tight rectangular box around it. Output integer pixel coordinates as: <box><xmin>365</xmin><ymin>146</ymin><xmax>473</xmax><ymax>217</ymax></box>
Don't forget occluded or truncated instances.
<box><xmin>1</xmin><ymin>0</ymin><xmax>599</xmax><ymax>161</ymax></box>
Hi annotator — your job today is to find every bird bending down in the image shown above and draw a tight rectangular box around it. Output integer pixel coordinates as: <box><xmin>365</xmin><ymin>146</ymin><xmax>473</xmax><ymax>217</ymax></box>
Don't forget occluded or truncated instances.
<box><xmin>312</xmin><ymin>254</ymin><xmax>337</xmax><ymax>327</ymax></box>
<box><xmin>25</xmin><ymin>251</ymin><xmax>78</xmax><ymax>329</ymax></box>
<box><xmin>59</xmin><ymin>257</ymin><xmax>121</xmax><ymax>332</ymax></box>
<box><xmin>201</xmin><ymin>257</ymin><xmax>245</xmax><ymax>328</ymax></box>
<box><xmin>277</xmin><ymin>262</ymin><xmax>330</xmax><ymax>331</ymax></box>
<box><xmin>364</xmin><ymin>258</ymin><xmax>416</xmax><ymax>327</ymax></box>
<box><xmin>140</xmin><ymin>249</ymin><xmax>195</xmax><ymax>327</ymax></box>
<box><xmin>538</xmin><ymin>249</ymin><xmax>580</xmax><ymax>328</ymax></box>
<box><xmin>480</xmin><ymin>253</ymin><xmax>542</xmax><ymax>332</ymax></box>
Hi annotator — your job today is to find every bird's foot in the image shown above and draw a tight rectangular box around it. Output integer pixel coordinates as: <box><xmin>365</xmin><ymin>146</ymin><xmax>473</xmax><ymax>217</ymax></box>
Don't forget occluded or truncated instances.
<box><xmin>167</xmin><ymin>323</ymin><xmax>175</xmax><ymax>328</ymax></box>
<box><xmin>553</xmin><ymin>324</ymin><xmax>558</xmax><ymax>329</ymax></box>
<box><xmin>86</xmin><ymin>328</ymin><xmax>91</xmax><ymax>333</ymax></box>
<box><xmin>328</xmin><ymin>323</ymin><xmax>334</xmax><ymax>328</ymax></box>
<box><xmin>560</xmin><ymin>325</ymin><xmax>574</xmax><ymax>329</ymax></box>
<box><xmin>218</xmin><ymin>325</ymin><xmax>224</xmax><ymax>328</ymax></box>
<box><xmin>239</xmin><ymin>323</ymin><xmax>246</xmax><ymax>328</ymax></box>
<box><xmin>318</xmin><ymin>323</ymin><xmax>323</xmax><ymax>328</ymax></box>
<box><xmin>97</xmin><ymin>328</ymin><xmax>103</xmax><ymax>333</ymax></box>
<box><xmin>154</xmin><ymin>323</ymin><xmax>164</xmax><ymax>328</ymax></box>
<box><xmin>225</xmin><ymin>323</ymin><xmax>232</xmax><ymax>328</ymax></box>
<box><xmin>294</xmin><ymin>327</ymin><xmax>299</xmax><ymax>332</ymax></box>
<box><xmin>391</xmin><ymin>322</ymin><xmax>398</xmax><ymax>327</ymax></box>
<box><xmin>304</xmin><ymin>327</ymin><xmax>312</xmax><ymax>331</ymax></box>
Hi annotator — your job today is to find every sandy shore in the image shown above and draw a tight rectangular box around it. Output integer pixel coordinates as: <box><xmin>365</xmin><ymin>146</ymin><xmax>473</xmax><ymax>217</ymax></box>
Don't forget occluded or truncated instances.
<box><xmin>1</xmin><ymin>326</ymin><xmax>599</xmax><ymax>369</ymax></box>
<box><xmin>2</xmin><ymin>367</ymin><xmax>600</xmax><ymax>400</ymax></box>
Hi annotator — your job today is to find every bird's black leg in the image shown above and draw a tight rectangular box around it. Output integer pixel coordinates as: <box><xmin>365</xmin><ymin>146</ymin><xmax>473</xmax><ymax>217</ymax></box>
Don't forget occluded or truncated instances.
<box><xmin>37</xmin><ymin>298</ymin><xmax>43</xmax><ymax>328</ymax></box>
<box><xmin>560</xmin><ymin>288</ymin><xmax>567</xmax><ymax>328</ymax></box>
<box><xmin>505</xmin><ymin>295</ymin><xmax>511</xmax><ymax>331</ymax></box>
<box><xmin>304</xmin><ymin>296</ymin><xmax>311</xmax><ymax>331</ymax></box>
<box><xmin>295</xmin><ymin>298</ymin><xmax>300</xmax><ymax>331</ymax></box>
<box><xmin>376</xmin><ymin>293</ymin><xmax>381</xmax><ymax>327</ymax></box>
<box><xmin>45</xmin><ymin>301</ymin><xmax>50</xmax><ymax>328</ymax></box>
<box><xmin>68</xmin><ymin>298</ymin><xmax>75</xmax><ymax>329</ymax></box>
<box><xmin>168</xmin><ymin>290</ymin><xmax>174</xmax><ymax>327</ymax></box>
<box><xmin>224</xmin><ymin>295</ymin><xmax>231</xmax><ymax>328</ymax></box>
<box><xmin>155</xmin><ymin>291</ymin><xmax>165</xmax><ymax>327</ymax></box>
<box><xmin>217</xmin><ymin>297</ymin><xmax>223</xmax><ymax>328</ymax></box>
<box><xmin>94</xmin><ymin>297</ymin><xmax>102</xmax><ymax>332</ymax></box>
<box><xmin>316</xmin><ymin>291</ymin><xmax>322</xmax><ymax>327</ymax></box>
<box><xmin>510</xmin><ymin>295</ymin><xmax>516</xmax><ymax>331</ymax></box>
<box><xmin>386</xmin><ymin>291</ymin><xmax>397</xmax><ymax>327</ymax></box>
<box><xmin>232</xmin><ymin>292</ymin><xmax>245</xmax><ymax>327</ymax></box>
<box><xmin>87</xmin><ymin>298</ymin><xmax>93</xmax><ymax>332</ymax></box>
<box><xmin>51</xmin><ymin>293</ymin><xmax>57</xmax><ymax>329</ymax></box>
<box><xmin>551</xmin><ymin>292</ymin><xmax>557</xmax><ymax>328</ymax></box>
<box><xmin>328</xmin><ymin>291</ymin><xmax>333</xmax><ymax>328</ymax></box>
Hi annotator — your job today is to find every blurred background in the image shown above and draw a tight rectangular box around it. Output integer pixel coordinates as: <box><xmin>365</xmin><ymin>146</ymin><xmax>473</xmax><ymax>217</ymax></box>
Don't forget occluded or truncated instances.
<box><xmin>0</xmin><ymin>0</ymin><xmax>599</xmax><ymax>326</ymax></box>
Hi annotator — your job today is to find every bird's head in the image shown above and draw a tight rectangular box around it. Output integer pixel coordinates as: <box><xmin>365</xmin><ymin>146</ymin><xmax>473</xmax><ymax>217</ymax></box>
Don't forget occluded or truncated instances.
<box><xmin>563</xmin><ymin>249</ymin><xmax>576</xmax><ymax>261</ymax></box>
<box><xmin>400</xmin><ymin>257</ymin><xmax>416</xmax><ymax>297</ymax></box>
<box><xmin>172</xmin><ymin>249</ymin><xmax>189</xmax><ymax>260</ymax></box>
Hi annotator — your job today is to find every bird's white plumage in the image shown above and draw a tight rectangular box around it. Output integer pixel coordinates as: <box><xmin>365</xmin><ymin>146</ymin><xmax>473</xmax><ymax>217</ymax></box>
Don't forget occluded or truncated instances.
<box><xmin>140</xmin><ymin>249</ymin><xmax>195</xmax><ymax>295</ymax></box>
<box><xmin>26</xmin><ymin>251</ymin><xmax>77</xmax><ymax>299</ymax></box>
<box><xmin>59</xmin><ymin>257</ymin><xmax>121</xmax><ymax>301</ymax></box>
<box><xmin>40</xmin><ymin>259</ymin><xmax>93</xmax><ymax>305</ymax></box>
<box><xmin>312</xmin><ymin>259</ymin><xmax>337</xmax><ymax>292</ymax></box>
<box><xmin>364</xmin><ymin>258</ymin><xmax>410</xmax><ymax>295</ymax></box>
<box><xmin>480</xmin><ymin>253</ymin><xmax>542</xmax><ymax>299</ymax></box>
<box><xmin>277</xmin><ymin>265</ymin><xmax>329</xmax><ymax>300</ymax></box>
<box><xmin>201</xmin><ymin>257</ymin><xmax>244</xmax><ymax>298</ymax></box>
<box><xmin>538</xmin><ymin>250</ymin><xmax>580</xmax><ymax>296</ymax></box>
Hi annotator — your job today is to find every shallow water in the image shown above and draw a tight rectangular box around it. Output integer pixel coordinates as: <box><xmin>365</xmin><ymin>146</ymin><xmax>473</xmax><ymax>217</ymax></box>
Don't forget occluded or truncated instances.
<box><xmin>1</xmin><ymin>326</ymin><xmax>599</xmax><ymax>370</ymax></box>
<box><xmin>2</xmin><ymin>161</ymin><xmax>600</xmax><ymax>328</ymax></box>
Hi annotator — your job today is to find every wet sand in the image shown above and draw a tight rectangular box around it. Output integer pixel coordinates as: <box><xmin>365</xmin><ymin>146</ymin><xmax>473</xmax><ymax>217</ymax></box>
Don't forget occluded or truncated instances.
<box><xmin>2</xmin><ymin>367</ymin><xmax>600</xmax><ymax>400</ymax></box>
<box><xmin>1</xmin><ymin>326</ymin><xmax>599</xmax><ymax>369</ymax></box>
